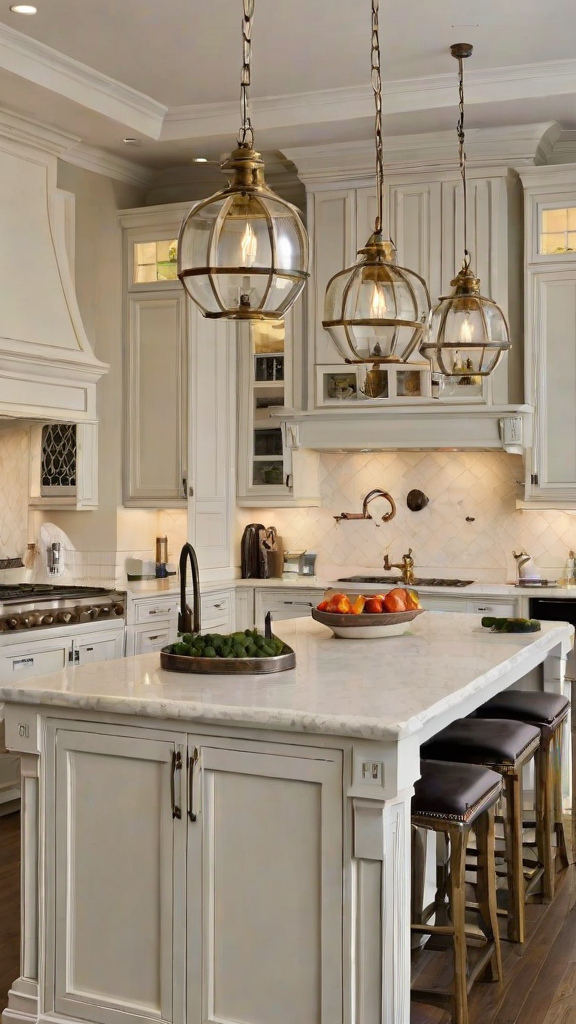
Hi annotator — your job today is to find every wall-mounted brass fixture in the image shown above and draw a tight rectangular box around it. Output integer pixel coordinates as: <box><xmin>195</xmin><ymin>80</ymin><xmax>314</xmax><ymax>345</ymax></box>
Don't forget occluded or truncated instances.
<box><xmin>334</xmin><ymin>488</ymin><xmax>396</xmax><ymax>526</ymax></box>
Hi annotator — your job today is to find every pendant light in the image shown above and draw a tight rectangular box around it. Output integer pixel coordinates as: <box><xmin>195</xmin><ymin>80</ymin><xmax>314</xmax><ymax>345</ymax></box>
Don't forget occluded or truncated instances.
<box><xmin>322</xmin><ymin>0</ymin><xmax>430</xmax><ymax>364</ymax></box>
<box><xmin>177</xmin><ymin>0</ymin><xmax>309</xmax><ymax>321</ymax></box>
<box><xmin>420</xmin><ymin>44</ymin><xmax>511</xmax><ymax>377</ymax></box>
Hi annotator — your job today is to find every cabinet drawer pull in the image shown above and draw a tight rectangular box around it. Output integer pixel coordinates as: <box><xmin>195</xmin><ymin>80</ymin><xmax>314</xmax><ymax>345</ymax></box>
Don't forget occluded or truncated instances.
<box><xmin>283</xmin><ymin>600</ymin><xmax>313</xmax><ymax>607</ymax></box>
<box><xmin>214</xmin><ymin>602</ymin><xmax>223</xmax><ymax>609</ymax></box>
<box><xmin>171</xmin><ymin>750</ymin><xmax>182</xmax><ymax>820</ymax></box>
<box><xmin>148</xmin><ymin>634</ymin><xmax>164</xmax><ymax>641</ymax></box>
<box><xmin>188</xmin><ymin>747</ymin><xmax>199</xmax><ymax>823</ymax></box>
<box><xmin>148</xmin><ymin>609</ymin><xmax>157</xmax><ymax>615</ymax></box>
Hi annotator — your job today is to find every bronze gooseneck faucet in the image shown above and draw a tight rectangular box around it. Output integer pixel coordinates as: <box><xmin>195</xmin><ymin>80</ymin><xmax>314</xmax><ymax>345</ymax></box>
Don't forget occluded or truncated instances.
<box><xmin>334</xmin><ymin>488</ymin><xmax>396</xmax><ymax>526</ymax></box>
<box><xmin>178</xmin><ymin>542</ymin><xmax>201</xmax><ymax>635</ymax></box>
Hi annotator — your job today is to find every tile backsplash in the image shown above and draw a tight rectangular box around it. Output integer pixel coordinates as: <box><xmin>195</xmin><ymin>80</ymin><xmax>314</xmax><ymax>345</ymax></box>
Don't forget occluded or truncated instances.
<box><xmin>237</xmin><ymin>451</ymin><xmax>576</xmax><ymax>581</ymax></box>
<box><xmin>0</xmin><ymin>426</ymin><xmax>30</xmax><ymax>558</ymax></box>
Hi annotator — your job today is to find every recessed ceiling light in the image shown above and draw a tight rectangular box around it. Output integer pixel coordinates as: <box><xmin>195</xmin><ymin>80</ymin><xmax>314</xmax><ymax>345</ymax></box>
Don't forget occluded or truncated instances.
<box><xmin>10</xmin><ymin>4</ymin><xmax>38</xmax><ymax>12</ymax></box>
<box><xmin>122</xmin><ymin>138</ymin><xmax>142</xmax><ymax>146</ymax></box>
<box><xmin>193</xmin><ymin>157</ymin><xmax>208</xmax><ymax>163</ymax></box>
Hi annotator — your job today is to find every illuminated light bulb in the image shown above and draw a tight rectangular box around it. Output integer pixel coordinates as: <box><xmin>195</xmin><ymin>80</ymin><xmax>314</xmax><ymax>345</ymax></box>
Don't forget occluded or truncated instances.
<box><xmin>370</xmin><ymin>283</ymin><xmax>387</xmax><ymax>318</ymax></box>
<box><xmin>240</xmin><ymin>222</ymin><xmax>257</xmax><ymax>267</ymax></box>
<box><xmin>459</xmin><ymin>315</ymin><xmax>473</xmax><ymax>344</ymax></box>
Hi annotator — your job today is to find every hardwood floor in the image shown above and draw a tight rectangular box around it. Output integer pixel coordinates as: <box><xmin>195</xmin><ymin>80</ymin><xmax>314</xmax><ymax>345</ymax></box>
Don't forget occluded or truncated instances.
<box><xmin>1</xmin><ymin>811</ymin><xmax>576</xmax><ymax>1023</ymax></box>
<box><xmin>0</xmin><ymin>812</ymin><xmax>20</xmax><ymax>1015</ymax></box>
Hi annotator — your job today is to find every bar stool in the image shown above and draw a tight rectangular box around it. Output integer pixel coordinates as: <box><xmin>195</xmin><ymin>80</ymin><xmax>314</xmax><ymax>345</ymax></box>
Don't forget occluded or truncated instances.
<box><xmin>411</xmin><ymin>759</ymin><xmax>503</xmax><ymax>1024</ymax></box>
<box><xmin>478</xmin><ymin>690</ymin><xmax>570</xmax><ymax>899</ymax></box>
<box><xmin>422</xmin><ymin>718</ymin><xmax>541</xmax><ymax>943</ymax></box>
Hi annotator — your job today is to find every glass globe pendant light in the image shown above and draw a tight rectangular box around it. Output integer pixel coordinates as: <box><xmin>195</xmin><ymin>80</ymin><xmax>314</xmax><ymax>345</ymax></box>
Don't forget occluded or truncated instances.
<box><xmin>322</xmin><ymin>0</ymin><xmax>430</xmax><ymax>364</ymax></box>
<box><xmin>420</xmin><ymin>44</ymin><xmax>511</xmax><ymax>377</ymax></box>
<box><xmin>177</xmin><ymin>0</ymin><xmax>309</xmax><ymax>321</ymax></box>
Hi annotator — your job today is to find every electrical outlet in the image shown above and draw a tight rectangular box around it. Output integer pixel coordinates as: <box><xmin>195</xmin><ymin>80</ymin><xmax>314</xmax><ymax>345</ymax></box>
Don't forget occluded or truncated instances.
<box><xmin>361</xmin><ymin>761</ymin><xmax>383</xmax><ymax>784</ymax></box>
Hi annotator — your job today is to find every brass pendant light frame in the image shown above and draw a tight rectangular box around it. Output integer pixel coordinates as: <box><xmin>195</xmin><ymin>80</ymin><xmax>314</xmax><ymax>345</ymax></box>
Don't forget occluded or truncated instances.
<box><xmin>420</xmin><ymin>43</ymin><xmax>511</xmax><ymax>377</ymax></box>
<box><xmin>322</xmin><ymin>0</ymin><xmax>431</xmax><ymax>366</ymax></box>
<box><xmin>177</xmin><ymin>0</ymin><xmax>309</xmax><ymax>322</ymax></box>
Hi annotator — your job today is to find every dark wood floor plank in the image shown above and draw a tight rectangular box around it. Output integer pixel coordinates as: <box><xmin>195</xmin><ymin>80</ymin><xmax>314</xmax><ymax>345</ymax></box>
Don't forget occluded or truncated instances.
<box><xmin>0</xmin><ymin>811</ymin><xmax>20</xmax><ymax>1014</ymax></box>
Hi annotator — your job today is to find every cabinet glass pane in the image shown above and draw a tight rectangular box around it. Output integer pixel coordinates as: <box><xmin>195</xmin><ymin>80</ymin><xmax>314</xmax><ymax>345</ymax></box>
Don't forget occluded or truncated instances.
<box><xmin>253</xmin><ymin>459</ymin><xmax>284</xmax><ymax>486</ymax></box>
<box><xmin>41</xmin><ymin>423</ymin><xmax>77</xmax><ymax>495</ymax></box>
<box><xmin>134</xmin><ymin>240</ymin><xmax>178</xmax><ymax>282</ymax></box>
<box><xmin>250</xmin><ymin>319</ymin><xmax>287</xmax><ymax>490</ymax></box>
<box><xmin>540</xmin><ymin>208</ymin><xmax>576</xmax><ymax>254</ymax></box>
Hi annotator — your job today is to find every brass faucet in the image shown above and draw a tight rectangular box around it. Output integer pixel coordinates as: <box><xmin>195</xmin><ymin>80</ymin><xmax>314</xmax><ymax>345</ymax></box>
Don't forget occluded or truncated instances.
<box><xmin>383</xmin><ymin>547</ymin><xmax>415</xmax><ymax>585</ymax></box>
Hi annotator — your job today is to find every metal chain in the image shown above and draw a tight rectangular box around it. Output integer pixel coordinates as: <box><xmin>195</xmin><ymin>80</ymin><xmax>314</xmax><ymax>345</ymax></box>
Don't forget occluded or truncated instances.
<box><xmin>238</xmin><ymin>0</ymin><xmax>255</xmax><ymax>148</ymax></box>
<box><xmin>456</xmin><ymin>55</ymin><xmax>469</xmax><ymax>264</ymax></box>
<box><xmin>371</xmin><ymin>0</ymin><xmax>384</xmax><ymax>234</ymax></box>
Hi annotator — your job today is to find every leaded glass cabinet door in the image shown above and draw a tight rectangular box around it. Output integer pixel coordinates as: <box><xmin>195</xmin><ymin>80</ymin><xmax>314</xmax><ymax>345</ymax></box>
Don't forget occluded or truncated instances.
<box><xmin>28</xmin><ymin>422</ymin><xmax>98</xmax><ymax>510</ymax></box>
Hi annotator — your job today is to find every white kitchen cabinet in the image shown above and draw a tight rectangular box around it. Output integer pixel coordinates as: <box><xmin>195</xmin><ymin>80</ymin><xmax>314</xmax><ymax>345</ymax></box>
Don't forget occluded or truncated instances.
<box><xmin>518</xmin><ymin>169</ymin><xmax>576</xmax><ymax>506</ymax></box>
<box><xmin>133</xmin><ymin>623</ymin><xmax>175</xmax><ymax>655</ymax></box>
<box><xmin>309</xmin><ymin>189</ymin><xmax>356</xmax><ymax>368</ymax></box>
<box><xmin>254</xmin><ymin>588</ymin><xmax>326</xmax><ymax>629</ymax></box>
<box><xmin>306</xmin><ymin>169</ymin><xmax>520</xmax><ymax>408</ymax></box>
<box><xmin>120</xmin><ymin>203</ymin><xmax>236</xmax><ymax>571</ymax></box>
<box><xmin>200</xmin><ymin>589</ymin><xmax>234</xmax><ymax>633</ymax></box>
<box><xmin>193</xmin><ymin>739</ymin><xmax>342</xmax><ymax>1024</ymax></box>
<box><xmin>0</xmin><ymin>625</ymin><xmax>125</xmax><ymax>683</ymax></box>
<box><xmin>47</xmin><ymin>724</ymin><xmax>186</xmax><ymax>1024</ymax></box>
<box><xmin>187</xmin><ymin>308</ymin><xmax>236</xmax><ymax>570</ymax></box>
<box><xmin>43</xmin><ymin>721</ymin><xmax>343</xmax><ymax>1024</ymax></box>
<box><xmin>237</xmin><ymin>306</ymin><xmax>321</xmax><ymax>507</ymax></box>
<box><xmin>29</xmin><ymin>421</ymin><xmax>99</xmax><ymax>511</ymax></box>
<box><xmin>124</xmin><ymin>290</ymin><xmax>188</xmax><ymax>507</ymax></box>
<box><xmin>235</xmin><ymin>588</ymin><xmax>255</xmax><ymax>631</ymax></box>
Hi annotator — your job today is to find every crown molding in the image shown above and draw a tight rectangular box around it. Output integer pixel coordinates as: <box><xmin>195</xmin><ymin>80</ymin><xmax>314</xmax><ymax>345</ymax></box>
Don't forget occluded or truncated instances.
<box><xmin>161</xmin><ymin>58</ymin><xmax>576</xmax><ymax>142</ymax></box>
<box><xmin>284</xmin><ymin>123</ymin><xmax>559</xmax><ymax>184</ymax></box>
<box><xmin>517</xmin><ymin>162</ymin><xmax>576</xmax><ymax>190</ymax></box>
<box><xmin>63</xmin><ymin>142</ymin><xmax>154</xmax><ymax>190</ymax></box>
<box><xmin>0</xmin><ymin>21</ymin><xmax>166</xmax><ymax>139</ymax></box>
<box><xmin>0</xmin><ymin>103</ymin><xmax>80</xmax><ymax>156</ymax></box>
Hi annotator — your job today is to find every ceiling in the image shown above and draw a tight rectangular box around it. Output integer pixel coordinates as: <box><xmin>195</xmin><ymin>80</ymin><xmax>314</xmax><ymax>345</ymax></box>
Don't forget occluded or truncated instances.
<box><xmin>0</xmin><ymin>0</ymin><xmax>575</xmax><ymax>176</ymax></box>
<box><xmin>3</xmin><ymin>0</ymin><xmax>576</xmax><ymax>106</ymax></box>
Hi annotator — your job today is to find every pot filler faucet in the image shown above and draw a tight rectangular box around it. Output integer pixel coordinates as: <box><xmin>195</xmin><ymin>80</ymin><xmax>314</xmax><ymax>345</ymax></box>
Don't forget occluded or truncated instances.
<box><xmin>383</xmin><ymin>547</ymin><xmax>415</xmax><ymax>585</ymax></box>
<box><xmin>333</xmin><ymin>488</ymin><xmax>396</xmax><ymax>526</ymax></box>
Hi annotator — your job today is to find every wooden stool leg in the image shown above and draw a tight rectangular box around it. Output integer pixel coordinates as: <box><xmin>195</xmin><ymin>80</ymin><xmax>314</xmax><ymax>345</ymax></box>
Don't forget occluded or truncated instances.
<box><xmin>449</xmin><ymin>826</ymin><xmax>469</xmax><ymax>1024</ymax></box>
<box><xmin>504</xmin><ymin>772</ymin><xmax>526</xmax><ymax>943</ymax></box>
<box><xmin>554</xmin><ymin>720</ymin><xmax>569</xmax><ymax>871</ymax></box>
<box><xmin>535</xmin><ymin>736</ymin><xmax>555</xmax><ymax>901</ymax></box>
<box><xmin>474</xmin><ymin>805</ymin><xmax>502</xmax><ymax>982</ymax></box>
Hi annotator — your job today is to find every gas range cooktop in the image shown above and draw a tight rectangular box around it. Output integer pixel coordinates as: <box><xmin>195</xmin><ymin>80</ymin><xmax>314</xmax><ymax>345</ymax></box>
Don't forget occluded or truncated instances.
<box><xmin>0</xmin><ymin>584</ymin><xmax>125</xmax><ymax>633</ymax></box>
<box><xmin>337</xmin><ymin>576</ymin><xmax>475</xmax><ymax>588</ymax></box>
<box><xmin>0</xmin><ymin>584</ymin><xmax>111</xmax><ymax>604</ymax></box>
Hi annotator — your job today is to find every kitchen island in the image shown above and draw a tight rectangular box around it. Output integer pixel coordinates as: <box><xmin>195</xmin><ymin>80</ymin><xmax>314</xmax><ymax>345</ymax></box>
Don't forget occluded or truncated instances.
<box><xmin>0</xmin><ymin>613</ymin><xmax>573</xmax><ymax>1024</ymax></box>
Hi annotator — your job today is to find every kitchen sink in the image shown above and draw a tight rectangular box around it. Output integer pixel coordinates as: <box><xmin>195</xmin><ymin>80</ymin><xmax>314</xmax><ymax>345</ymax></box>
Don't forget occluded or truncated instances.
<box><xmin>337</xmin><ymin>576</ymin><xmax>475</xmax><ymax>587</ymax></box>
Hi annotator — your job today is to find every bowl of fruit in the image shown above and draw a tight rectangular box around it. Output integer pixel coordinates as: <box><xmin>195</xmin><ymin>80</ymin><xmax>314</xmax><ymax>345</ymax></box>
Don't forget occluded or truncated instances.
<box><xmin>311</xmin><ymin>588</ymin><xmax>424</xmax><ymax>639</ymax></box>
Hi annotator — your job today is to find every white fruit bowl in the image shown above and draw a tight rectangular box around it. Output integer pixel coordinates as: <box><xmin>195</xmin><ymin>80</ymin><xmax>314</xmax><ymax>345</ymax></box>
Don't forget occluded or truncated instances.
<box><xmin>311</xmin><ymin>606</ymin><xmax>424</xmax><ymax>639</ymax></box>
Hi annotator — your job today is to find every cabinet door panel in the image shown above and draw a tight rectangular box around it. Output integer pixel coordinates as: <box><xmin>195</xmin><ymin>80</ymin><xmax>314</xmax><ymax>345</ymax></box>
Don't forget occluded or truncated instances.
<box><xmin>76</xmin><ymin>637</ymin><xmax>123</xmax><ymax>664</ymax></box>
<box><xmin>189</xmin><ymin>311</ymin><xmax>234</xmax><ymax>568</ymax></box>
<box><xmin>312</xmin><ymin>190</ymin><xmax>356</xmax><ymax>366</ymax></box>
<box><xmin>532</xmin><ymin>271</ymin><xmax>576</xmax><ymax>494</ymax></box>
<box><xmin>126</xmin><ymin>292</ymin><xmax>187</xmax><ymax>505</ymax></box>
<box><xmin>193</xmin><ymin>744</ymin><xmax>342</xmax><ymax>1024</ymax></box>
<box><xmin>389</xmin><ymin>181</ymin><xmax>441</xmax><ymax>303</ymax></box>
<box><xmin>52</xmin><ymin>729</ymin><xmax>185</xmax><ymax>1024</ymax></box>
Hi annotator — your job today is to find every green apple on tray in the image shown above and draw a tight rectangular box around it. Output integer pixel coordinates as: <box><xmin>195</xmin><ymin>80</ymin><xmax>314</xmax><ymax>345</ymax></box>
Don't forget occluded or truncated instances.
<box><xmin>481</xmin><ymin>616</ymin><xmax>541</xmax><ymax>633</ymax></box>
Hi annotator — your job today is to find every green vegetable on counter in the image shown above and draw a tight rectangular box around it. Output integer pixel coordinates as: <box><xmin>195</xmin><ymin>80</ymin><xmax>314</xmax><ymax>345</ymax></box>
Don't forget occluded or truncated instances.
<box><xmin>481</xmin><ymin>617</ymin><xmax>541</xmax><ymax>634</ymax></box>
<box><xmin>169</xmin><ymin>629</ymin><xmax>286</xmax><ymax>659</ymax></box>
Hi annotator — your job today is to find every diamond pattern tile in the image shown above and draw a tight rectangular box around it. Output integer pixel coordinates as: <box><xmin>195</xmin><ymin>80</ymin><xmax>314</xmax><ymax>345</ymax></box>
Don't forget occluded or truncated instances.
<box><xmin>237</xmin><ymin>451</ymin><xmax>576</xmax><ymax>579</ymax></box>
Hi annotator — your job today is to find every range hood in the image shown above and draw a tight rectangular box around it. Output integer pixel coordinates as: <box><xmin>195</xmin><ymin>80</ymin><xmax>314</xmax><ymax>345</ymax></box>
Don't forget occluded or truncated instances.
<box><xmin>0</xmin><ymin>107</ymin><xmax>107</xmax><ymax>422</ymax></box>
<box><xmin>279</xmin><ymin>404</ymin><xmax>533</xmax><ymax>455</ymax></box>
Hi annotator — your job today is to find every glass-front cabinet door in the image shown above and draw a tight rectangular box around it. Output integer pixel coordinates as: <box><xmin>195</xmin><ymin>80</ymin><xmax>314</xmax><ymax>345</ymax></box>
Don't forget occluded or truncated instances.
<box><xmin>237</xmin><ymin>317</ymin><xmax>293</xmax><ymax>504</ymax></box>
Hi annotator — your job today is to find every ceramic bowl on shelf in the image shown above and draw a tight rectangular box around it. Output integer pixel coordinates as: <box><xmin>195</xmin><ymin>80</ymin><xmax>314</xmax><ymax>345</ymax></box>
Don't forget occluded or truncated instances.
<box><xmin>311</xmin><ymin>606</ymin><xmax>424</xmax><ymax>639</ymax></box>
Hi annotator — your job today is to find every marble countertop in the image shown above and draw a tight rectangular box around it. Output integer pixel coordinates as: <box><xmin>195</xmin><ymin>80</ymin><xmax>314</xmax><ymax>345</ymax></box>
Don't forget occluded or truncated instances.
<box><xmin>126</xmin><ymin>575</ymin><xmax>576</xmax><ymax>600</ymax></box>
<box><xmin>0</xmin><ymin>614</ymin><xmax>572</xmax><ymax>742</ymax></box>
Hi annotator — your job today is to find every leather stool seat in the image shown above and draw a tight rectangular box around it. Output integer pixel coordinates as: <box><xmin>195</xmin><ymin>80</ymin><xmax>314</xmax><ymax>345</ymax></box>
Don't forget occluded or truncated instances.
<box><xmin>422</xmin><ymin>717</ymin><xmax>541</xmax><ymax>766</ymax></box>
<box><xmin>413</xmin><ymin>760</ymin><xmax>502</xmax><ymax>823</ymax></box>
<box><xmin>479</xmin><ymin>690</ymin><xmax>569</xmax><ymax>734</ymax></box>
